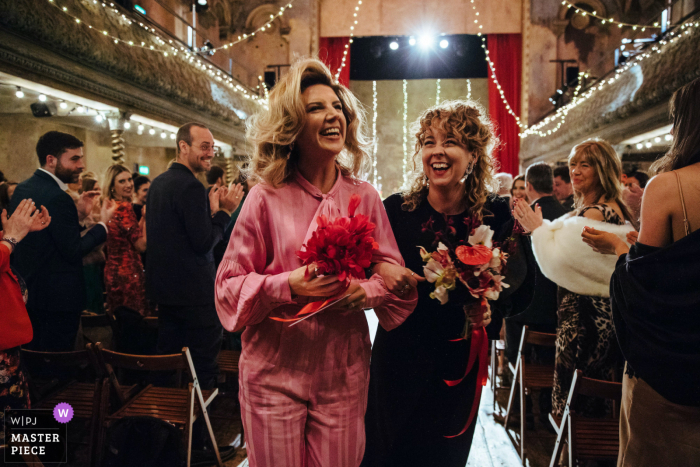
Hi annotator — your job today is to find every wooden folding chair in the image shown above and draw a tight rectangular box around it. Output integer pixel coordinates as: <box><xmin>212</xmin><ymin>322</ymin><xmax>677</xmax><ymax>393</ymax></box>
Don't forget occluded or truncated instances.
<box><xmin>19</xmin><ymin>348</ymin><xmax>103</xmax><ymax>467</ymax></box>
<box><xmin>548</xmin><ymin>369</ymin><xmax>621</xmax><ymax>467</ymax></box>
<box><xmin>504</xmin><ymin>325</ymin><xmax>557</xmax><ymax>465</ymax></box>
<box><xmin>93</xmin><ymin>343</ymin><xmax>222</xmax><ymax>467</ymax></box>
<box><xmin>217</xmin><ymin>349</ymin><xmax>240</xmax><ymax>380</ymax></box>
<box><xmin>490</xmin><ymin>339</ymin><xmax>510</xmax><ymax>410</ymax></box>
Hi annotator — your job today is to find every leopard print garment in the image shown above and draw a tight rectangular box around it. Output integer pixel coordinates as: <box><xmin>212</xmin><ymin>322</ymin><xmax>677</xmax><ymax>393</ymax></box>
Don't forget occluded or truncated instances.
<box><xmin>551</xmin><ymin>204</ymin><xmax>624</xmax><ymax>417</ymax></box>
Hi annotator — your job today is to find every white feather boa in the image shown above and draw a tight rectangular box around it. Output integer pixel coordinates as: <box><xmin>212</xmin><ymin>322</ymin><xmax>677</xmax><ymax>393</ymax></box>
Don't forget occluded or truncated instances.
<box><xmin>531</xmin><ymin>215</ymin><xmax>635</xmax><ymax>297</ymax></box>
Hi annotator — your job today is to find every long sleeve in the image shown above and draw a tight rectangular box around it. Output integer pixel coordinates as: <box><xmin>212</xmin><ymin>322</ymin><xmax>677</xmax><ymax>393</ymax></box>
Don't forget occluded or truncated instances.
<box><xmin>216</xmin><ymin>190</ymin><xmax>295</xmax><ymax>332</ymax></box>
<box><xmin>46</xmin><ymin>193</ymin><xmax>107</xmax><ymax>263</ymax></box>
<box><xmin>175</xmin><ymin>180</ymin><xmax>229</xmax><ymax>255</ymax></box>
<box><xmin>531</xmin><ymin>215</ymin><xmax>633</xmax><ymax>297</ymax></box>
<box><xmin>359</xmin><ymin>189</ymin><xmax>417</xmax><ymax>331</ymax></box>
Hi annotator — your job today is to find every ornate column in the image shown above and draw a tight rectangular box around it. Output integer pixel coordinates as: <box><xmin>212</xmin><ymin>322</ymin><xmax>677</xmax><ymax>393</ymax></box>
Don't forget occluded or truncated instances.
<box><xmin>107</xmin><ymin>112</ymin><xmax>129</xmax><ymax>165</ymax></box>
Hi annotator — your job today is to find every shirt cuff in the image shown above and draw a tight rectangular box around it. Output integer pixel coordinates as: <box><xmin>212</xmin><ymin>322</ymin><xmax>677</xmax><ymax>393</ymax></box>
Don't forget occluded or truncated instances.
<box><xmin>266</xmin><ymin>270</ymin><xmax>293</xmax><ymax>305</ymax></box>
<box><xmin>360</xmin><ymin>276</ymin><xmax>386</xmax><ymax>309</ymax></box>
<box><xmin>97</xmin><ymin>222</ymin><xmax>108</xmax><ymax>232</ymax></box>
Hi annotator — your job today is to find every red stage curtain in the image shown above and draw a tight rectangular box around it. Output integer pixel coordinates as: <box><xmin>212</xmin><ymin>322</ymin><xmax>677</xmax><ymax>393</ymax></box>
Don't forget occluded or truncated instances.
<box><xmin>319</xmin><ymin>37</ymin><xmax>351</xmax><ymax>87</ymax></box>
<box><xmin>487</xmin><ymin>34</ymin><xmax>522</xmax><ymax>176</ymax></box>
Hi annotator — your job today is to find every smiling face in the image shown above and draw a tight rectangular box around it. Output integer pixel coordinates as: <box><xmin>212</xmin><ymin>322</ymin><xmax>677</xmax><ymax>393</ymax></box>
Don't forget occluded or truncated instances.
<box><xmin>421</xmin><ymin>125</ymin><xmax>476</xmax><ymax>190</ymax></box>
<box><xmin>113</xmin><ymin>171</ymin><xmax>134</xmax><ymax>201</ymax></box>
<box><xmin>52</xmin><ymin>148</ymin><xmax>85</xmax><ymax>184</ymax></box>
<box><xmin>179</xmin><ymin>126</ymin><xmax>215</xmax><ymax>173</ymax></box>
<box><xmin>295</xmin><ymin>84</ymin><xmax>347</xmax><ymax>162</ymax></box>
<box><xmin>569</xmin><ymin>156</ymin><xmax>600</xmax><ymax>197</ymax></box>
<box><xmin>511</xmin><ymin>179</ymin><xmax>527</xmax><ymax>200</ymax></box>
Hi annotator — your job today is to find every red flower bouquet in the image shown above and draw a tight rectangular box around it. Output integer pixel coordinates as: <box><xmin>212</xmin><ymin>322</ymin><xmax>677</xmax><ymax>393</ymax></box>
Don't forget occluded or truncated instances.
<box><xmin>270</xmin><ymin>194</ymin><xmax>378</xmax><ymax>324</ymax></box>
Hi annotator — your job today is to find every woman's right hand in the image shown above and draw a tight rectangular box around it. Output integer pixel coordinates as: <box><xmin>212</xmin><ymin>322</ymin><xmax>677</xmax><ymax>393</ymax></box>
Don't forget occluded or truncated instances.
<box><xmin>1</xmin><ymin>199</ymin><xmax>47</xmax><ymax>242</ymax></box>
<box><xmin>288</xmin><ymin>264</ymin><xmax>346</xmax><ymax>298</ymax></box>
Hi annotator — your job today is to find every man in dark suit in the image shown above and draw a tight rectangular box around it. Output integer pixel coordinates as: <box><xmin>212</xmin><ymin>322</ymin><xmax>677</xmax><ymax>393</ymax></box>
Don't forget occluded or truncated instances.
<box><xmin>506</xmin><ymin>162</ymin><xmax>567</xmax><ymax>422</ymax></box>
<box><xmin>553</xmin><ymin>165</ymin><xmax>574</xmax><ymax>212</ymax></box>
<box><xmin>10</xmin><ymin>131</ymin><xmax>115</xmax><ymax>351</ymax></box>
<box><xmin>146</xmin><ymin>123</ymin><xmax>241</xmax><ymax>389</ymax></box>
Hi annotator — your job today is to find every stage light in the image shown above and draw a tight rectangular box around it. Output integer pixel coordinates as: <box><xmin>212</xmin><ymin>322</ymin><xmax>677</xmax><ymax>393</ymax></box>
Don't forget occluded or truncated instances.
<box><xmin>389</xmin><ymin>41</ymin><xmax>399</xmax><ymax>50</ymax></box>
<box><xmin>439</xmin><ymin>39</ymin><xmax>448</xmax><ymax>49</ymax></box>
<box><xmin>124</xmin><ymin>122</ymin><xmax>131</xmax><ymax>130</ymax></box>
<box><xmin>408</xmin><ymin>36</ymin><xmax>416</xmax><ymax>46</ymax></box>
<box><xmin>15</xmin><ymin>87</ymin><xmax>24</xmax><ymax>98</ymax></box>
<box><xmin>419</xmin><ymin>35</ymin><xmax>433</xmax><ymax>48</ymax></box>
<box><xmin>38</xmin><ymin>94</ymin><xmax>47</xmax><ymax>102</ymax></box>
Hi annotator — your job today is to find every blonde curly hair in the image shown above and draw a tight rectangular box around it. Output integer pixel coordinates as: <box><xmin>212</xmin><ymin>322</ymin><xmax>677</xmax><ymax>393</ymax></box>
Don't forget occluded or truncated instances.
<box><xmin>246</xmin><ymin>58</ymin><xmax>372</xmax><ymax>187</ymax></box>
<box><xmin>402</xmin><ymin>100</ymin><xmax>499</xmax><ymax>219</ymax></box>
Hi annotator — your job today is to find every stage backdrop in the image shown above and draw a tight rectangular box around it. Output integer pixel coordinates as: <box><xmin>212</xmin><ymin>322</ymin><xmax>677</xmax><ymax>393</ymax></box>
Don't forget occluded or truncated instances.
<box><xmin>349</xmin><ymin>79</ymin><xmax>489</xmax><ymax>197</ymax></box>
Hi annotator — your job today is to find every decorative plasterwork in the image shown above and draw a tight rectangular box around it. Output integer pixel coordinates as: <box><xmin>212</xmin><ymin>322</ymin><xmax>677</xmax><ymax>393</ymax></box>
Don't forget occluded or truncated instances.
<box><xmin>0</xmin><ymin>0</ymin><xmax>260</xmax><ymax>141</ymax></box>
<box><xmin>520</xmin><ymin>23</ymin><xmax>700</xmax><ymax>164</ymax></box>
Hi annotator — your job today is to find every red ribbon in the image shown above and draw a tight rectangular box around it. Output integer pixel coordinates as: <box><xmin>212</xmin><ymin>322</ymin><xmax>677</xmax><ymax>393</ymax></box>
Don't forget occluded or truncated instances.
<box><xmin>269</xmin><ymin>289</ymin><xmax>348</xmax><ymax>323</ymax></box>
<box><xmin>443</xmin><ymin>326</ymin><xmax>489</xmax><ymax>438</ymax></box>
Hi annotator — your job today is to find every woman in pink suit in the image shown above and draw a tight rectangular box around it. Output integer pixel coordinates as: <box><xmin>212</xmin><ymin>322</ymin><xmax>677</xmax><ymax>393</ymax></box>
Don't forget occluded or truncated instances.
<box><xmin>215</xmin><ymin>58</ymin><xmax>417</xmax><ymax>467</ymax></box>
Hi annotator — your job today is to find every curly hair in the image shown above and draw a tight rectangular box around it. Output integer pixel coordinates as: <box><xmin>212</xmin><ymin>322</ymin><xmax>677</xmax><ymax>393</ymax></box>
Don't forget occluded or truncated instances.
<box><xmin>245</xmin><ymin>58</ymin><xmax>372</xmax><ymax>187</ymax></box>
<box><xmin>401</xmin><ymin>100</ymin><xmax>499</xmax><ymax>219</ymax></box>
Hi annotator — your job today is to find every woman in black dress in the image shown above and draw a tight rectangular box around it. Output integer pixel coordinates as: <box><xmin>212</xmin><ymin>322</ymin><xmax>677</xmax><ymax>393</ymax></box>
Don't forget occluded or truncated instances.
<box><xmin>363</xmin><ymin>100</ymin><xmax>512</xmax><ymax>467</ymax></box>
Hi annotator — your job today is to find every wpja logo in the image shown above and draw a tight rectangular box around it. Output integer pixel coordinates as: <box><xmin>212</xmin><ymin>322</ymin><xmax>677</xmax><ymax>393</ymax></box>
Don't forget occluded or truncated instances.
<box><xmin>3</xmin><ymin>404</ymin><xmax>71</xmax><ymax>463</ymax></box>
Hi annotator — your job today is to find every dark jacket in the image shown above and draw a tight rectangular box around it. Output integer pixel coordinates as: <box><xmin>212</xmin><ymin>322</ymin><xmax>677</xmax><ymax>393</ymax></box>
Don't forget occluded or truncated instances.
<box><xmin>509</xmin><ymin>195</ymin><xmax>567</xmax><ymax>326</ymax></box>
<box><xmin>145</xmin><ymin>163</ymin><xmax>230</xmax><ymax>312</ymax></box>
<box><xmin>9</xmin><ymin>169</ymin><xmax>107</xmax><ymax>312</ymax></box>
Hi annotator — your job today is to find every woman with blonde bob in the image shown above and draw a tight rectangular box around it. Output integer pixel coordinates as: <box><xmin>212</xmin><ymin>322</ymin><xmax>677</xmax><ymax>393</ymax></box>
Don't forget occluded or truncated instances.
<box><xmin>102</xmin><ymin>164</ymin><xmax>148</xmax><ymax>315</ymax></box>
<box><xmin>362</xmin><ymin>100</ymin><xmax>512</xmax><ymax>467</ymax></box>
<box><xmin>215</xmin><ymin>58</ymin><xmax>416</xmax><ymax>467</ymax></box>
<box><xmin>515</xmin><ymin>139</ymin><xmax>635</xmax><ymax>419</ymax></box>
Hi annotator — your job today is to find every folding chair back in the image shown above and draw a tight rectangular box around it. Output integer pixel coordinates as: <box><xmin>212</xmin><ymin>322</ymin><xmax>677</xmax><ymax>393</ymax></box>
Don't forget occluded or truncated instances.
<box><xmin>92</xmin><ymin>343</ymin><xmax>222</xmax><ymax>467</ymax></box>
<box><xmin>549</xmin><ymin>370</ymin><xmax>622</xmax><ymax>467</ymax></box>
<box><xmin>504</xmin><ymin>325</ymin><xmax>557</xmax><ymax>465</ymax></box>
<box><xmin>19</xmin><ymin>348</ymin><xmax>102</xmax><ymax>467</ymax></box>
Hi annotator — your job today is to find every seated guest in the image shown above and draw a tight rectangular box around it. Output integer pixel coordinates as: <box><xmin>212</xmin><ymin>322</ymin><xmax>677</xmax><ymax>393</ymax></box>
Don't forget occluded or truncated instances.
<box><xmin>505</xmin><ymin>162</ymin><xmax>568</xmax><ymax>423</ymax></box>
<box><xmin>514</xmin><ymin>139</ymin><xmax>635</xmax><ymax>418</ymax></box>
<box><xmin>553</xmin><ymin>165</ymin><xmax>574</xmax><ymax>211</ymax></box>
<box><xmin>511</xmin><ymin>174</ymin><xmax>528</xmax><ymax>204</ymax></box>
<box><xmin>132</xmin><ymin>175</ymin><xmax>150</xmax><ymax>222</ymax></box>
<box><xmin>1</xmin><ymin>199</ymin><xmax>51</xmax><ymax>442</ymax></box>
<box><xmin>103</xmin><ymin>165</ymin><xmax>148</xmax><ymax>316</ymax></box>
<box><xmin>581</xmin><ymin>78</ymin><xmax>700</xmax><ymax>466</ymax></box>
<box><xmin>10</xmin><ymin>131</ymin><xmax>115</xmax><ymax>351</ymax></box>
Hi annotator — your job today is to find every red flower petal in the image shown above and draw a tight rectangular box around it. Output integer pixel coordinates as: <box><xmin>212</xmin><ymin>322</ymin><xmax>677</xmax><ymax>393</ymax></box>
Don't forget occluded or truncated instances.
<box><xmin>455</xmin><ymin>245</ymin><xmax>492</xmax><ymax>265</ymax></box>
<box><xmin>348</xmin><ymin>194</ymin><xmax>362</xmax><ymax>217</ymax></box>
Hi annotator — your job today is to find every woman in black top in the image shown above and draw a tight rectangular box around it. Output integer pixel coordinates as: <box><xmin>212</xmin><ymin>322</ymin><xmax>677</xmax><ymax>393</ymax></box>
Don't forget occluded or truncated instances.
<box><xmin>363</xmin><ymin>100</ymin><xmax>512</xmax><ymax>467</ymax></box>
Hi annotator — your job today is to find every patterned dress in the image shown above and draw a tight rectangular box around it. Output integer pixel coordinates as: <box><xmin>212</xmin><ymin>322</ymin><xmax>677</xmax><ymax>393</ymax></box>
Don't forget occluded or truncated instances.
<box><xmin>552</xmin><ymin>204</ymin><xmax>624</xmax><ymax>417</ymax></box>
<box><xmin>104</xmin><ymin>201</ymin><xmax>147</xmax><ymax>315</ymax></box>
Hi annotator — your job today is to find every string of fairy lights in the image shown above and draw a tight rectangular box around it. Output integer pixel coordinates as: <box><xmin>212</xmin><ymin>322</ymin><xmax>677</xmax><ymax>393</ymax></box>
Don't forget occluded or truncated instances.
<box><xmin>371</xmin><ymin>80</ymin><xmax>378</xmax><ymax>187</ymax></box>
<box><xmin>212</xmin><ymin>2</ymin><xmax>295</xmax><ymax>51</ymax></box>
<box><xmin>520</xmin><ymin>20</ymin><xmax>700</xmax><ymax>138</ymax></box>
<box><xmin>435</xmin><ymin>79</ymin><xmax>441</xmax><ymax>105</ymax></box>
<box><xmin>44</xmin><ymin>0</ymin><xmax>269</xmax><ymax>106</ymax></box>
<box><xmin>466</xmin><ymin>79</ymin><xmax>472</xmax><ymax>100</ymax></box>
<box><xmin>560</xmin><ymin>1</ymin><xmax>660</xmax><ymax>31</ymax></box>
<box><xmin>334</xmin><ymin>0</ymin><xmax>365</xmax><ymax>82</ymax></box>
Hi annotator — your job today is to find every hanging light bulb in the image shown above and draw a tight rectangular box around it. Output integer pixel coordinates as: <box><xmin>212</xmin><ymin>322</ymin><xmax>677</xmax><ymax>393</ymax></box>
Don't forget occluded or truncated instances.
<box><xmin>59</xmin><ymin>101</ymin><xmax>68</xmax><ymax>109</ymax></box>
<box><xmin>149</xmin><ymin>128</ymin><xmax>156</xmax><ymax>135</ymax></box>
<box><xmin>137</xmin><ymin>124</ymin><xmax>145</xmax><ymax>132</ymax></box>
<box><xmin>38</xmin><ymin>94</ymin><xmax>47</xmax><ymax>102</ymax></box>
<box><xmin>124</xmin><ymin>121</ymin><xmax>131</xmax><ymax>130</ymax></box>
<box><xmin>95</xmin><ymin>114</ymin><xmax>104</xmax><ymax>123</ymax></box>
<box><xmin>15</xmin><ymin>87</ymin><xmax>24</xmax><ymax>98</ymax></box>
<box><xmin>160</xmin><ymin>132</ymin><xmax>167</xmax><ymax>139</ymax></box>
<box><xmin>77</xmin><ymin>106</ymin><xmax>86</xmax><ymax>113</ymax></box>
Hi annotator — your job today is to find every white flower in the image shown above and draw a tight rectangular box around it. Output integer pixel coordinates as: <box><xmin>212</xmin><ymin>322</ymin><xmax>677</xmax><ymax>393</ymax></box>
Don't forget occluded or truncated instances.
<box><xmin>418</xmin><ymin>246</ymin><xmax>432</xmax><ymax>262</ymax></box>
<box><xmin>489</xmin><ymin>248</ymin><xmax>502</xmax><ymax>269</ymax></box>
<box><xmin>437</xmin><ymin>242</ymin><xmax>449</xmax><ymax>253</ymax></box>
<box><xmin>468</xmin><ymin>225</ymin><xmax>494</xmax><ymax>248</ymax></box>
<box><xmin>423</xmin><ymin>259</ymin><xmax>444</xmax><ymax>283</ymax></box>
<box><xmin>484</xmin><ymin>289</ymin><xmax>500</xmax><ymax>300</ymax></box>
<box><xmin>432</xmin><ymin>285</ymin><xmax>449</xmax><ymax>304</ymax></box>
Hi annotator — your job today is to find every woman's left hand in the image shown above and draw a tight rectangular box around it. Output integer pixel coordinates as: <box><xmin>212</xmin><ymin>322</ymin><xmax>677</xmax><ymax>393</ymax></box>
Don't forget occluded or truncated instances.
<box><xmin>512</xmin><ymin>198</ymin><xmax>543</xmax><ymax>233</ymax></box>
<box><xmin>372</xmin><ymin>262</ymin><xmax>425</xmax><ymax>297</ymax></box>
<box><xmin>581</xmin><ymin>226</ymin><xmax>629</xmax><ymax>256</ymax></box>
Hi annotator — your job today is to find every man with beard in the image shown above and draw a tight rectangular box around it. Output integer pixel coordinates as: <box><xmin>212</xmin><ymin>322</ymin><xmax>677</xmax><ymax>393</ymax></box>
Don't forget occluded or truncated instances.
<box><xmin>10</xmin><ymin>131</ymin><xmax>116</xmax><ymax>351</ymax></box>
